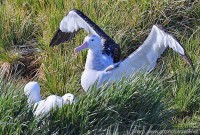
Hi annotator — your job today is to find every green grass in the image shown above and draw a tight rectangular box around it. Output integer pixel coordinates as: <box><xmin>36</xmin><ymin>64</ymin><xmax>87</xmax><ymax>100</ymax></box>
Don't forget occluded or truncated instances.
<box><xmin>0</xmin><ymin>0</ymin><xmax>200</xmax><ymax>134</ymax></box>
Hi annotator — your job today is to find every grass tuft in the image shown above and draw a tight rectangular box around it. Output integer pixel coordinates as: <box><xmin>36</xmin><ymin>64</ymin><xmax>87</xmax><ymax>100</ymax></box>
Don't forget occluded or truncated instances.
<box><xmin>0</xmin><ymin>0</ymin><xmax>199</xmax><ymax>134</ymax></box>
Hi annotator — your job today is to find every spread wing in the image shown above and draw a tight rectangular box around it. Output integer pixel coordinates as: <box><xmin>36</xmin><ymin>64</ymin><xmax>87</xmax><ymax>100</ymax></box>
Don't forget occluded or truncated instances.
<box><xmin>98</xmin><ymin>25</ymin><xmax>194</xmax><ymax>86</ymax></box>
<box><xmin>49</xmin><ymin>9</ymin><xmax>121</xmax><ymax>62</ymax></box>
<box><xmin>117</xmin><ymin>25</ymin><xmax>194</xmax><ymax>72</ymax></box>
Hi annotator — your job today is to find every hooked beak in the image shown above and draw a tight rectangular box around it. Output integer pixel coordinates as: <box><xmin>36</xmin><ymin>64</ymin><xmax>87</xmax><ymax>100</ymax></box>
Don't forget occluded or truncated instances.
<box><xmin>74</xmin><ymin>41</ymin><xmax>88</xmax><ymax>53</ymax></box>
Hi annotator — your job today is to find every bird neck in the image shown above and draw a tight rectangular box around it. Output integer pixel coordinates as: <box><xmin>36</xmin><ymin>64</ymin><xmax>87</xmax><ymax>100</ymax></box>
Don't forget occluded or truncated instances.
<box><xmin>85</xmin><ymin>49</ymin><xmax>104</xmax><ymax>70</ymax></box>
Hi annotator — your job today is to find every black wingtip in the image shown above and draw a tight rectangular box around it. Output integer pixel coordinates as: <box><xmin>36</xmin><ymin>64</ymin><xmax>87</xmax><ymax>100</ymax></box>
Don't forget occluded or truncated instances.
<box><xmin>181</xmin><ymin>53</ymin><xmax>195</xmax><ymax>71</ymax></box>
<box><xmin>50</xmin><ymin>29</ymin><xmax>61</xmax><ymax>47</ymax></box>
<box><xmin>50</xmin><ymin>28</ymin><xmax>78</xmax><ymax>47</ymax></box>
<box><xmin>49</xmin><ymin>29</ymin><xmax>67</xmax><ymax>47</ymax></box>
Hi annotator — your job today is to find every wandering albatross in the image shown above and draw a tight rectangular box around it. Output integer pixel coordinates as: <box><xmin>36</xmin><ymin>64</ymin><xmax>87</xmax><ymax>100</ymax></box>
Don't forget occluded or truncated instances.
<box><xmin>74</xmin><ymin>25</ymin><xmax>194</xmax><ymax>91</ymax></box>
<box><xmin>24</xmin><ymin>81</ymin><xmax>75</xmax><ymax>116</ymax></box>
<box><xmin>50</xmin><ymin>9</ymin><xmax>120</xmax><ymax>68</ymax></box>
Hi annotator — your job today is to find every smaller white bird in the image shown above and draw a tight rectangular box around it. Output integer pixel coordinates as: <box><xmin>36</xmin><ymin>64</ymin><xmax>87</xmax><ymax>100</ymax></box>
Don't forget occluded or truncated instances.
<box><xmin>24</xmin><ymin>81</ymin><xmax>75</xmax><ymax>116</ymax></box>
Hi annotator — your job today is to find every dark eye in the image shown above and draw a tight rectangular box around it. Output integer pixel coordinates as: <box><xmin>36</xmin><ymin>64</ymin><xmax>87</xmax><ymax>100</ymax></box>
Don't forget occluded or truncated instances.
<box><xmin>91</xmin><ymin>39</ymin><xmax>94</xmax><ymax>41</ymax></box>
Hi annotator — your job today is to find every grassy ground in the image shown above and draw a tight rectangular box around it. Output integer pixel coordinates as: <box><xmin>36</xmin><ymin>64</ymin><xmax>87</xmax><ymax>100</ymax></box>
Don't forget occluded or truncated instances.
<box><xmin>0</xmin><ymin>0</ymin><xmax>199</xmax><ymax>134</ymax></box>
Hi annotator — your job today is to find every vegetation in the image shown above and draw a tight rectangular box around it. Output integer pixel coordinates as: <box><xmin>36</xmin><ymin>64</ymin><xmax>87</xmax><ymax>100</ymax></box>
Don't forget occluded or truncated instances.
<box><xmin>0</xmin><ymin>0</ymin><xmax>199</xmax><ymax>134</ymax></box>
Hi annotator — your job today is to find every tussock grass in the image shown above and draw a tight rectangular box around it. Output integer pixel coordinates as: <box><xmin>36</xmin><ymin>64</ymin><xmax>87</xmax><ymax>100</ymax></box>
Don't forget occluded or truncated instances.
<box><xmin>0</xmin><ymin>73</ymin><xmax>174</xmax><ymax>134</ymax></box>
<box><xmin>0</xmin><ymin>0</ymin><xmax>200</xmax><ymax>134</ymax></box>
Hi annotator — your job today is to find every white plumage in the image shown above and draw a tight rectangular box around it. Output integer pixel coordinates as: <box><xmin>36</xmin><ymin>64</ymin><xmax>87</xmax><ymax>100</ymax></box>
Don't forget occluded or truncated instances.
<box><xmin>24</xmin><ymin>81</ymin><xmax>75</xmax><ymax>116</ymax></box>
<box><xmin>75</xmin><ymin>25</ymin><xmax>193</xmax><ymax>91</ymax></box>
<box><xmin>60</xmin><ymin>11</ymin><xmax>97</xmax><ymax>34</ymax></box>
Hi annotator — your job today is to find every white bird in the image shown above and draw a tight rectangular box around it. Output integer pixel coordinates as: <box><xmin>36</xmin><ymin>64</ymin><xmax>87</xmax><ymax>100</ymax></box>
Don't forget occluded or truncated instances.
<box><xmin>74</xmin><ymin>25</ymin><xmax>193</xmax><ymax>91</ymax></box>
<box><xmin>50</xmin><ymin>9</ymin><xmax>121</xmax><ymax>70</ymax></box>
<box><xmin>24</xmin><ymin>81</ymin><xmax>75</xmax><ymax>116</ymax></box>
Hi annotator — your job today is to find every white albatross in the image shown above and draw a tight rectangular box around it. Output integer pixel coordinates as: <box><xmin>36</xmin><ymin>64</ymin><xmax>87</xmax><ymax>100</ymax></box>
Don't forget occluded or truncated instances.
<box><xmin>74</xmin><ymin>25</ymin><xmax>194</xmax><ymax>91</ymax></box>
<box><xmin>24</xmin><ymin>81</ymin><xmax>75</xmax><ymax>116</ymax></box>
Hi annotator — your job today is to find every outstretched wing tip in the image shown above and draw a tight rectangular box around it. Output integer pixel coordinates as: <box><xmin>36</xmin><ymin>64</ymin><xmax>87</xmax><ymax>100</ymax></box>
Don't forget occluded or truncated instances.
<box><xmin>49</xmin><ymin>28</ymin><xmax>68</xmax><ymax>47</ymax></box>
<box><xmin>155</xmin><ymin>24</ymin><xmax>194</xmax><ymax>71</ymax></box>
<box><xmin>50</xmin><ymin>9</ymin><xmax>98</xmax><ymax>47</ymax></box>
<box><xmin>49</xmin><ymin>28</ymin><xmax>74</xmax><ymax>47</ymax></box>
<box><xmin>49</xmin><ymin>29</ymin><xmax>60</xmax><ymax>47</ymax></box>
<box><xmin>181</xmin><ymin>53</ymin><xmax>195</xmax><ymax>71</ymax></box>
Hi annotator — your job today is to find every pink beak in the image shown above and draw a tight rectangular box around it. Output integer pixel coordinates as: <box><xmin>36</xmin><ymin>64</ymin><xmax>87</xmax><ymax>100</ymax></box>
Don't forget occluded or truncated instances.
<box><xmin>74</xmin><ymin>41</ymin><xmax>88</xmax><ymax>53</ymax></box>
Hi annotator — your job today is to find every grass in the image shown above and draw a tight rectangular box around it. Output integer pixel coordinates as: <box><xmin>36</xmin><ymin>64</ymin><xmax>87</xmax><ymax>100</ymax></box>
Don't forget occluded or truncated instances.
<box><xmin>0</xmin><ymin>0</ymin><xmax>200</xmax><ymax>134</ymax></box>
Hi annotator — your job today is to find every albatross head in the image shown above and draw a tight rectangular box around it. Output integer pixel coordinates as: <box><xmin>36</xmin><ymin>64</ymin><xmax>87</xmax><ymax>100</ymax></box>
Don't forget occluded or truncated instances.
<box><xmin>74</xmin><ymin>35</ymin><xmax>102</xmax><ymax>53</ymax></box>
<box><xmin>62</xmin><ymin>93</ymin><xmax>75</xmax><ymax>104</ymax></box>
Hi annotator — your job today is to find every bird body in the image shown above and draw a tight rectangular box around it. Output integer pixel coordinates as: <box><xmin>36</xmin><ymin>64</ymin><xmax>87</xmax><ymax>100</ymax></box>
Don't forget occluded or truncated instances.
<box><xmin>33</xmin><ymin>95</ymin><xmax>63</xmax><ymax>116</ymax></box>
<box><xmin>24</xmin><ymin>81</ymin><xmax>75</xmax><ymax>116</ymax></box>
<box><xmin>75</xmin><ymin>25</ymin><xmax>193</xmax><ymax>91</ymax></box>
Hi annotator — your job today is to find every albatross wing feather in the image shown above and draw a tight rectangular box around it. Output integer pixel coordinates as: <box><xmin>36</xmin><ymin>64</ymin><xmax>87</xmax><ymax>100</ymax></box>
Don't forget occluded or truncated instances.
<box><xmin>97</xmin><ymin>25</ymin><xmax>194</xmax><ymax>87</ymax></box>
<box><xmin>50</xmin><ymin>9</ymin><xmax>121</xmax><ymax>62</ymax></box>
<box><xmin>121</xmin><ymin>25</ymin><xmax>193</xmax><ymax>71</ymax></box>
